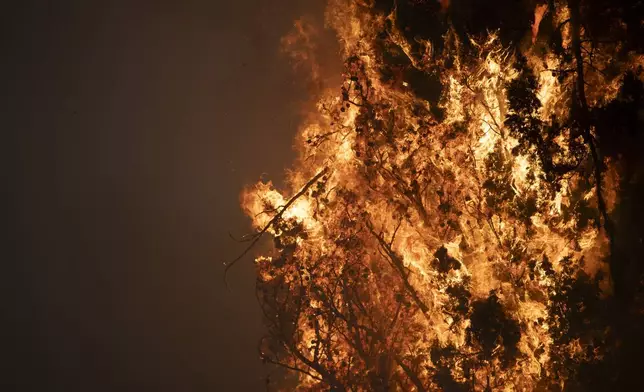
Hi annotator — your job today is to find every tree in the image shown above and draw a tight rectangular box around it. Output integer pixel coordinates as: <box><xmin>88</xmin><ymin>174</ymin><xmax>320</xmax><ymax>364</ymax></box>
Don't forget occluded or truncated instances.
<box><xmin>231</xmin><ymin>0</ymin><xmax>644</xmax><ymax>390</ymax></box>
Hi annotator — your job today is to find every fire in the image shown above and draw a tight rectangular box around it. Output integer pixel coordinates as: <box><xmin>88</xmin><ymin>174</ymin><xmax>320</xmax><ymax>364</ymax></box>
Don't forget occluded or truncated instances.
<box><xmin>236</xmin><ymin>0</ymin><xmax>643</xmax><ymax>390</ymax></box>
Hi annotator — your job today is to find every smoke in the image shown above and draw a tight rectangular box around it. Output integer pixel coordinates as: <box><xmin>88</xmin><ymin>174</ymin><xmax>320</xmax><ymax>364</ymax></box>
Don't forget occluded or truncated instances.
<box><xmin>280</xmin><ymin>16</ymin><xmax>342</xmax><ymax>95</ymax></box>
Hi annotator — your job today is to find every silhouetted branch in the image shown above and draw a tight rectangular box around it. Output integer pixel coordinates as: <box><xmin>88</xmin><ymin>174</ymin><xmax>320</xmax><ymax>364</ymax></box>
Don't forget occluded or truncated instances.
<box><xmin>366</xmin><ymin>220</ymin><xmax>430</xmax><ymax>313</ymax></box>
<box><xmin>224</xmin><ymin>167</ymin><xmax>330</xmax><ymax>288</ymax></box>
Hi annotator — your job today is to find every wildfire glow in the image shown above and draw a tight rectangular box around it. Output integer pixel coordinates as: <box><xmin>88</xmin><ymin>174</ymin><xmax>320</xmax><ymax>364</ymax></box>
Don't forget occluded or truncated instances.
<box><xmin>238</xmin><ymin>0</ymin><xmax>642</xmax><ymax>390</ymax></box>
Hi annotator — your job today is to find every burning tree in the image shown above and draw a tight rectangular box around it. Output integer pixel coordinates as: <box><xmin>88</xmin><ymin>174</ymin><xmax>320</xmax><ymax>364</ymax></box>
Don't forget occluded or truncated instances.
<box><xmin>229</xmin><ymin>0</ymin><xmax>644</xmax><ymax>390</ymax></box>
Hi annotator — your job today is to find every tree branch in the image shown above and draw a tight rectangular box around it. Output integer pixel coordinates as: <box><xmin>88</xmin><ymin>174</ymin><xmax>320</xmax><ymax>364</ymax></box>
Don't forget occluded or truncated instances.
<box><xmin>224</xmin><ymin>167</ymin><xmax>330</xmax><ymax>288</ymax></box>
<box><xmin>366</xmin><ymin>220</ymin><xmax>430</xmax><ymax>313</ymax></box>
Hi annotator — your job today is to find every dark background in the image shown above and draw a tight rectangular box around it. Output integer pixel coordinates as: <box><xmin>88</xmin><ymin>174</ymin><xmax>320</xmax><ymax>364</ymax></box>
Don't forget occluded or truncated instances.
<box><xmin>4</xmin><ymin>1</ymin><xmax>325</xmax><ymax>390</ymax></box>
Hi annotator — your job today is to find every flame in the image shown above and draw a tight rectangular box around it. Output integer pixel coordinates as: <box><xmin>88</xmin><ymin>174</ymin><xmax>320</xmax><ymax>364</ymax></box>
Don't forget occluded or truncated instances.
<box><xmin>241</xmin><ymin>1</ymin><xmax>640</xmax><ymax>390</ymax></box>
<box><xmin>532</xmin><ymin>4</ymin><xmax>548</xmax><ymax>44</ymax></box>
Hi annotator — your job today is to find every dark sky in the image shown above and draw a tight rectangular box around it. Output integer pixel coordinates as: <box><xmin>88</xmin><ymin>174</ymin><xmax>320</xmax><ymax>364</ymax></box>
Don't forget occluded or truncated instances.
<box><xmin>4</xmin><ymin>1</ymin><xmax>326</xmax><ymax>390</ymax></box>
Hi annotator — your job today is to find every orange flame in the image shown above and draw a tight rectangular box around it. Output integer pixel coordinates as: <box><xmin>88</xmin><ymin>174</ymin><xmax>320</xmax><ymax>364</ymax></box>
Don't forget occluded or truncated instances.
<box><xmin>241</xmin><ymin>1</ymin><xmax>640</xmax><ymax>389</ymax></box>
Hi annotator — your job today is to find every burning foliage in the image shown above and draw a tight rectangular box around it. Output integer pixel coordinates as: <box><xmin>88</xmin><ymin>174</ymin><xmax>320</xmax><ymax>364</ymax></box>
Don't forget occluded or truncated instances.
<box><xmin>231</xmin><ymin>0</ymin><xmax>644</xmax><ymax>390</ymax></box>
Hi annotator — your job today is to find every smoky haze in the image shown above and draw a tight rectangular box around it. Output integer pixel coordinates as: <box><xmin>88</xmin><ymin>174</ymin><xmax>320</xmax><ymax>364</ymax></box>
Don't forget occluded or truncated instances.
<box><xmin>4</xmin><ymin>1</ymin><xmax>334</xmax><ymax>390</ymax></box>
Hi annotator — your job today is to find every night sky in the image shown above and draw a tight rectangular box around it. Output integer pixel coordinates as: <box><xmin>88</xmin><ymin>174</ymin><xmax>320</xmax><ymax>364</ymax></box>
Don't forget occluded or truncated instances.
<box><xmin>5</xmin><ymin>1</ymin><xmax>326</xmax><ymax>390</ymax></box>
